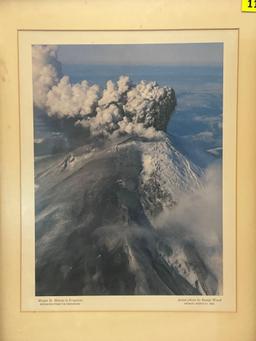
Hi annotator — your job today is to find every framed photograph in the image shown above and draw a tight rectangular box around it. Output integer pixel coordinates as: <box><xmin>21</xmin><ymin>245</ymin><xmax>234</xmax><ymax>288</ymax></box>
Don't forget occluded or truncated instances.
<box><xmin>1</xmin><ymin>1</ymin><xmax>256</xmax><ymax>341</ymax></box>
<box><xmin>19</xmin><ymin>29</ymin><xmax>237</xmax><ymax>312</ymax></box>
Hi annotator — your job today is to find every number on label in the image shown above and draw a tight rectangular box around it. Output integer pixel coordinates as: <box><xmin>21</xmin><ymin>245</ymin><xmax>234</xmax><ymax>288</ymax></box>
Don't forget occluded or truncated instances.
<box><xmin>248</xmin><ymin>0</ymin><xmax>256</xmax><ymax>8</ymax></box>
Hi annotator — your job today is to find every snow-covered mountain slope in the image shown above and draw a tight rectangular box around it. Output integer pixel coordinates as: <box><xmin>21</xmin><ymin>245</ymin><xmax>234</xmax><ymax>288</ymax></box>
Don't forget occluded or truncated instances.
<box><xmin>35</xmin><ymin>134</ymin><xmax>218</xmax><ymax>296</ymax></box>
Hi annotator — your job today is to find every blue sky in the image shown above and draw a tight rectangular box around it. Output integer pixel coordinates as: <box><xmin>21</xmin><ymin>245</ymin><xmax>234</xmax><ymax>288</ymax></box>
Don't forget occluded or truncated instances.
<box><xmin>57</xmin><ymin>43</ymin><xmax>223</xmax><ymax>66</ymax></box>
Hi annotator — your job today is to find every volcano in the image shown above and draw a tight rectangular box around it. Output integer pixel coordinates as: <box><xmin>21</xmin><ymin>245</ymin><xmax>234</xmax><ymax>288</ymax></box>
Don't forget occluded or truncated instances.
<box><xmin>35</xmin><ymin>134</ymin><xmax>218</xmax><ymax>296</ymax></box>
<box><xmin>32</xmin><ymin>46</ymin><xmax>220</xmax><ymax>296</ymax></box>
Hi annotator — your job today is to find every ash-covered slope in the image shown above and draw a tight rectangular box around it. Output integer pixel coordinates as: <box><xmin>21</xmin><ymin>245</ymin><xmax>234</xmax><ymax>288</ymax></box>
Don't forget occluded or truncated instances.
<box><xmin>35</xmin><ymin>135</ymin><xmax>218</xmax><ymax>296</ymax></box>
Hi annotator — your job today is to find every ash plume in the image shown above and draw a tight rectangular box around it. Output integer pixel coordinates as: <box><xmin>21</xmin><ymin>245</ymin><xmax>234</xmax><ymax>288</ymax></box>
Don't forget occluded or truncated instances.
<box><xmin>32</xmin><ymin>45</ymin><xmax>176</xmax><ymax>139</ymax></box>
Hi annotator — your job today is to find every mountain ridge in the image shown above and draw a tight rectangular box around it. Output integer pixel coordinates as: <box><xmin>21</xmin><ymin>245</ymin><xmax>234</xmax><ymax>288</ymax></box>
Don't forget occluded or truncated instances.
<box><xmin>35</xmin><ymin>133</ymin><xmax>218</xmax><ymax>296</ymax></box>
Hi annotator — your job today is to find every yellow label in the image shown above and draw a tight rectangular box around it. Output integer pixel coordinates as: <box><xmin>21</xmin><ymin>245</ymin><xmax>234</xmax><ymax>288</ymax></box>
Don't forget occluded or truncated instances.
<box><xmin>242</xmin><ymin>0</ymin><xmax>256</xmax><ymax>11</ymax></box>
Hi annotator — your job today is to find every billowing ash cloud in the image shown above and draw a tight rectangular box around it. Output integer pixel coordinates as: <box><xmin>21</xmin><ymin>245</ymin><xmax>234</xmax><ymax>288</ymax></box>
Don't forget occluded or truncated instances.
<box><xmin>47</xmin><ymin>77</ymin><xmax>100</xmax><ymax>118</ymax></box>
<box><xmin>32</xmin><ymin>45</ymin><xmax>176</xmax><ymax>138</ymax></box>
<box><xmin>32</xmin><ymin>45</ymin><xmax>62</xmax><ymax>109</ymax></box>
<box><xmin>77</xmin><ymin>79</ymin><xmax>175</xmax><ymax>138</ymax></box>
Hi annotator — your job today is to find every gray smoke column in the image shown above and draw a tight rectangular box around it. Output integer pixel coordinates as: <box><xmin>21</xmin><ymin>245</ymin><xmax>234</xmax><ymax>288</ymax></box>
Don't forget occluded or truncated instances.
<box><xmin>32</xmin><ymin>45</ymin><xmax>176</xmax><ymax>138</ymax></box>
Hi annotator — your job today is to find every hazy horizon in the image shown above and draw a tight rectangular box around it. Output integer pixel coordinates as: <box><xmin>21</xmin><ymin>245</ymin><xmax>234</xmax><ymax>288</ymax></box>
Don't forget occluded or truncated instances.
<box><xmin>57</xmin><ymin>43</ymin><xmax>223</xmax><ymax>66</ymax></box>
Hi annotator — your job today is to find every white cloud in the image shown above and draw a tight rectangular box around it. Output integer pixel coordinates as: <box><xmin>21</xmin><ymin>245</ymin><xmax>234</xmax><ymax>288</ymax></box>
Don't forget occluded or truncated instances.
<box><xmin>193</xmin><ymin>115</ymin><xmax>220</xmax><ymax>124</ymax></box>
<box><xmin>191</xmin><ymin>131</ymin><xmax>214</xmax><ymax>142</ymax></box>
<box><xmin>155</xmin><ymin>163</ymin><xmax>222</xmax><ymax>289</ymax></box>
